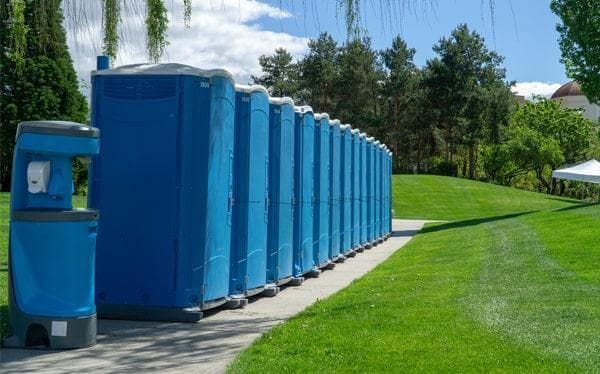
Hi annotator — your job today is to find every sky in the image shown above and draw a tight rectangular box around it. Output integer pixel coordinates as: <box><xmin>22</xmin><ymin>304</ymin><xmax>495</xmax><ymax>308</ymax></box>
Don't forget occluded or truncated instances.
<box><xmin>65</xmin><ymin>0</ymin><xmax>568</xmax><ymax>99</ymax></box>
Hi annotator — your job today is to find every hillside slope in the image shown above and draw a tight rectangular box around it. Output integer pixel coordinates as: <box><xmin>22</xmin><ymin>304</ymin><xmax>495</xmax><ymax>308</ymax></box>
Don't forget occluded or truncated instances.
<box><xmin>231</xmin><ymin>175</ymin><xmax>600</xmax><ymax>372</ymax></box>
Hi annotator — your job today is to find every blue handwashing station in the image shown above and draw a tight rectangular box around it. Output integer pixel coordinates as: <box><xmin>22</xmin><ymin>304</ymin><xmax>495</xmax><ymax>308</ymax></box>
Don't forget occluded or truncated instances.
<box><xmin>4</xmin><ymin>121</ymin><xmax>100</xmax><ymax>349</ymax></box>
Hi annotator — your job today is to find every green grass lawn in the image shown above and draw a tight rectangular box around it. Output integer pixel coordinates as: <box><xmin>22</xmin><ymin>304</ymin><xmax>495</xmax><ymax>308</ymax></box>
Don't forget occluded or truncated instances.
<box><xmin>230</xmin><ymin>175</ymin><xmax>600</xmax><ymax>372</ymax></box>
<box><xmin>0</xmin><ymin>193</ymin><xmax>86</xmax><ymax>341</ymax></box>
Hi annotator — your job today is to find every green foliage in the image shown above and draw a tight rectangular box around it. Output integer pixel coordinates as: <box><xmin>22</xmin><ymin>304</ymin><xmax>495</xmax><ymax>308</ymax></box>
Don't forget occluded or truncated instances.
<box><xmin>7</xmin><ymin>0</ymin><xmax>27</xmax><ymax>71</ymax></box>
<box><xmin>481</xmin><ymin>99</ymin><xmax>596</xmax><ymax>193</ymax></box>
<box><xmin>423</xmin><ymin>24</ymin><xmax>513</xmax><ymax>178</ymax></box>
<box><xmin>299</xmin><ymin>33</ymin><xmax>339</xmax><ymax>113</ymax></box>
<box><xmin>102</xmin><ymin>0</ymin><xmax>120</xmax><ymax>60</ymax></box>
<box><xmin>146</xmin><ymin>0</ymin><xmax>169</xmax><ymax>63</ymax></box>
<box><xmin>0</xmin><ymin>0</ymin><xmax>88</xmax><ymax>192</ymax></box>
<box><xmin>252</xmin><ymin>48</ymin><xmax>301</xmax><ymax>99</ymax></box>
<box><xmin>551</xmin><ymin>0</ymin><xmax>600</xmax><ymax>103</ymax></box>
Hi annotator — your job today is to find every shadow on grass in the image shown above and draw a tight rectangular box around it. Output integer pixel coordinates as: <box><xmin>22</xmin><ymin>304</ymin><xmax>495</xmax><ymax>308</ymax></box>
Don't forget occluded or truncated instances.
<box><xmin>545</xmin><ymin>196</ymin><xmax>592</xmax><ymax>204</ymax></box>
<box><xmin>553</xmin><ymin>202</ymin><xmax>599</xmax><ymax>212</ymax></box>
<box><xmin>420</xmin><ymin>211</ymin><xmax>539</xmax><ymax>234</ymax></box>
<box><xmin>1</xmin><ymin>304</ymin><xmax>8</xmax><ymax>343</ymax></box>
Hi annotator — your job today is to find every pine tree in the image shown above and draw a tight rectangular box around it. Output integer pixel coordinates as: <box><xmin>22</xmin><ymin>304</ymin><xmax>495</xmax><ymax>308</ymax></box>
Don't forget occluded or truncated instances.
<box><xmin>299</xmin><ymin>33</ymin><xmax>339</xmax><ymax>113</ymax></box>
<box><xmin>252</xmin><ymin>48</ymin><xmax>302</xmax><ymax>100</ymax></box>
<box><xmin>0</xmin><ymin>0</ymin><xmax>88</xmax><ymax>191</ymax></box>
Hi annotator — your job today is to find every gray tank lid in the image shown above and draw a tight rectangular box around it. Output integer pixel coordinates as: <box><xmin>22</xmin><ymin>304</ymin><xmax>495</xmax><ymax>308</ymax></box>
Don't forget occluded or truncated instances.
<box><xmin>294</xmin><ymin>105</ymin><xmax>313</xmax><ymax>114</ymax></box>
<box><xmin>235</xmin><ymin>84</ymin><xmax>269</xmax><ymax>95</ymax></box>
<box><xmin>315</xmin><ymin>113</ymin><xmax>330</xmax><ymax>120</ymax></box>
<box><xmin>17</xmin><ymin>121</ymin><xmax>99</xmax><ymax>139</ymax></box>
<box><xmin>92</xmin><ymin>63</ymin><xmax>235</xmax><ymax>83</ymax></box>
<box><xmin>269</xmin><ymin>97</ymin><xmax>295</xmax><ymax>106</ymax></box>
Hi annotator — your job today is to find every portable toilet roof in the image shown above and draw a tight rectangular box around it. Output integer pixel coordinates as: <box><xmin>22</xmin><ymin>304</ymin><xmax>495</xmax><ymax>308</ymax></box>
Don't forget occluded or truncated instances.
<box><xmin>269</xmin><ymin>96</ymin><xmax>295</xmax><ymax>106</ymax></box>
<box><xmin>351</xmin><ymin>129</ymin><xmax>359</xmax><ymax>135</ymax></box>
<box><xmin>234</xmin><ymin>83</ymin><xmax>269</xmax><ymax>95</ymax></box>
<box><xmin>92</xmin><ymin>63</ymin><xmax>235</xmax><ymax>83</ymax></box>
<box><xmin>330</xmin><ymin>119</ymin><xmax>341</xmax><ymax>126</ymax></box>
<box><xmin>359</xmin><ymin>132</ymin><xmax>367</xmax><ymax>138</ymax></box>
<box><xmin>295</xmin><ymin>105</ymin><xmax>313</xmax><ymax>113</ymax></box>
<box><xmin>315</xmin><ymin>113</ymin><xmax>330</xmax><ymax>120</ymax></box>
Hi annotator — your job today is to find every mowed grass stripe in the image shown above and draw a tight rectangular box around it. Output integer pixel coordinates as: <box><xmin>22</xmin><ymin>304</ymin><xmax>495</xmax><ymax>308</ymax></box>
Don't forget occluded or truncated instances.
<box><xmin>230</xmin><ymin>175</ymin><xmax>598</xmax><ymax>372</ymax></box>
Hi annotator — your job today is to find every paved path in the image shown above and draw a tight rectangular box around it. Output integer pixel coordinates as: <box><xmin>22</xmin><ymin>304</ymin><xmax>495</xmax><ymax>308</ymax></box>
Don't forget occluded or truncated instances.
<box><xmin>1</xmin><ymin>219</ymin><xmax>426</xmax><ymax>373</ymax></box>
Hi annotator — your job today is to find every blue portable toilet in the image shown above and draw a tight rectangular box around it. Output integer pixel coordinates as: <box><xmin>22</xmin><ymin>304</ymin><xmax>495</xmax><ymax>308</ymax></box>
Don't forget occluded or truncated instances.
<box><xmin>366</xmin><ymin>137</ymin><xmax>376</xmax><ymax>246</ymax></box>
<box><xmin>230</xmin><ymin>84</ymin><xmax>278</xmax><ymax>300</ymax></box>
<box><xmin>339</xmin><ymin>125</ymin><xmax>355</xmax><ymax>257</ymax></box>
<box><xmin>328</xmin><ymin>119</ymin><xmax>342</xmax><ymax>262</ymax></box>
<box><xmin>313</xmin><ymin>113</ymin><xmax>333</xmax><ymax>269</ymax></box>
<box><xmin>90</xmin><ymin>64</ymin><xmax>236</xmax><ymax>321</ymax></box>
<box><xmin>359</xmin><ymin>132</ymin><xmax>368</xmax><ymax>247</ymax></box>
<box><xmin>351</xmin><ymin>129</ymin><xmax>362</xmax><ymax>252</ymax></box>
<box><xmin>4</xmin><ymin>121</ymin><xmax>99</xmax><ymax>349</ymax></box>
<box><xmin>292</xmin><ymin>106</ymin><xmax>319</xmax><ymax>281</ymax></box>
<box><xmin>267</xmin><ymin>97</ymin><xmax>295</xmax><ymax>286</ymax></box>
<box><xmin>374</xmin><ymin>140</ymin><xmax>382</xmax><ymax>242</ymax></box>
<box><xmin>388</xmin><ymin>149</ymin><xmax>393</xmax><ymax>235</ymax></box>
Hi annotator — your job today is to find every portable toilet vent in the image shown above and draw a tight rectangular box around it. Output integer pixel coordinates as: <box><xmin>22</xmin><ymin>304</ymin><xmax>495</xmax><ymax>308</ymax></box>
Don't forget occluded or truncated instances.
<box><xmin>266</xmin><ymin>97</ymin><xmax>296</xmax><ymax>286</ymax></box>
<box><xmin>4</xmin><ymin>121</ymin><xmax>100</xmax><ymax>349</ymax></box>
<box><xmin>90</xmin><ymin>63</ymin><xmax>236</xmax><ymax>321</ymax></box>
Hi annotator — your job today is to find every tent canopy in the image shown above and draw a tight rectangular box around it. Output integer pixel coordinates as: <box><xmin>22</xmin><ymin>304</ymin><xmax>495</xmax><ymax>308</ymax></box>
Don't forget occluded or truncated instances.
<box><xmin>552</xmin><ymin>160</ymin><xmax>600</xmax><ymax>184</ymax></box>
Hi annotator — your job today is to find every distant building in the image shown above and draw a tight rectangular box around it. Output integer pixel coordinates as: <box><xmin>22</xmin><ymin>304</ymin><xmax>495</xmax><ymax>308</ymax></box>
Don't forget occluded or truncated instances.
<box><xmin>513</xmin><ymin>94</ymin><xmax>526</xmax><ymax>105</ymax></box>
<box><xmin>551</xmin><ymin>80</ymin><xmax>600</xmax><ymax>122</ymax></box>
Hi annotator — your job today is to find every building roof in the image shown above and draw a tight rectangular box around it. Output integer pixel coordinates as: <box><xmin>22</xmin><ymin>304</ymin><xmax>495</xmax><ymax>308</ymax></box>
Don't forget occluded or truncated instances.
<box><xmin>551</xmin><ymin>80</ymin><xmax>583</xmax><ymax>99</ymax></box>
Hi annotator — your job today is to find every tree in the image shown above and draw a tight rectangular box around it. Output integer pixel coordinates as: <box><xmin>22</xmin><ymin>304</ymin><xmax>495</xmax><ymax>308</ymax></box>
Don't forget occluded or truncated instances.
<box><xmin>494</xmin><ymin>98</ymin><xmax>596</xmax><ymax>193</ymax></box>
<box><xmin>334</xmin><ymin>37</ymin><xmax>383</xmax><ymax>131</ymax></box>
<box><xmin>252</xmin><ymin>48</ymin><xmax>302</xmax><ymax>100</ymax></box>
<box><xmin>0</xmin><ymin>0</ymin><xmax>88</xmax><ymax>191</ymax></box>
<box><xmin>423</xmin><ymin>24</ymin><xmax>511</xmax><ymax>178</ymax></box>
<box><xmin>551</xmin><ymin>0</ymin><xmax>600</xmax><ymax>103</ymax></box>
<box><xmin>299</xmin><ymin>33</ymin><xmax>339</xmax><ymax>113</ymax></box>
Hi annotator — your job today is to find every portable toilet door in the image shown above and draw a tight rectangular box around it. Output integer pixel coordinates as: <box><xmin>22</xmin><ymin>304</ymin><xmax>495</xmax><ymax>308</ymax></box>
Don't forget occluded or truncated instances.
<box><xmin>374</xmin><ymin>141</ymin><xmax>382</xmax><ymax>241</ymax></box>
<box><xmin>328</xmin><ymin>119</ymin><xmax>342</xmax><ymax>261</ymax></box>
<box><xmin>365</xmin><ymin>137</ymin><xmax>375</xmax><ymax>246</ymax></box>
<box><xmin>313</xmin><ymin>113</ymin><xmax>332</xmax><ymax>269</ymax></box>
<box><xmin>340</xmin><ymin>125</ymin><xmax>354</xmax><ymax>256</ymax></box>
<box><xmin>351</xmin><ymin>129</ymin><xmax>362</xmax><ymax>251</ymax></box>
<box><xmin>388</xmin><ymin>150</ymin><xmax>393</xmax><ymax>234</ymax></box>
<box><xmin>359</xmin><ymin>133</ymin><xmax>368</xmax><ymax>246</ymax></box>
<box><xmin>266</xmin><ymin>97</ymin><xmax>295</xmax><ymax>286</ymax></box>
<box><xmin>379</xmin><ymin>144</ymin><xmax>386</xmax><ymax>240</ymax></box>
<box><xmin>90</xmin><ymin>64</ymin><xmax>235</xmax><ymax>321</ymax></box>
<box><xmin>293</xmin><ymin>106</ymin><xmax>318</xmax><ymax>278</ymax></box>
<box><xmin>230</xmin><ymin>84</ymin><xmax>274</xmax><ymax>300</ymax></box>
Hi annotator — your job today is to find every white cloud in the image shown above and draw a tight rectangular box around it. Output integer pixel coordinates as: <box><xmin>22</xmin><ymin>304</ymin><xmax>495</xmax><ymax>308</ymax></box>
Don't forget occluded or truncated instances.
<box><xmin>64</xmin><ymin>0</ymin><xmax>308</xmax><ymax>97</ymax></box>
<box><xmin>511</xmin><ymin>81</ymin><xmax>563</xmax><ymax>100</ymax></box>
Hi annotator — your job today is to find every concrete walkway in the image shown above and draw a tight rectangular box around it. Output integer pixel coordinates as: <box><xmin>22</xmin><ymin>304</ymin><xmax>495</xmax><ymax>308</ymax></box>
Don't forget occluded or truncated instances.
<box><xmin>1</xmin><ymin>219</ymin><xmax>426</xmax><ymax>373</ymax></box>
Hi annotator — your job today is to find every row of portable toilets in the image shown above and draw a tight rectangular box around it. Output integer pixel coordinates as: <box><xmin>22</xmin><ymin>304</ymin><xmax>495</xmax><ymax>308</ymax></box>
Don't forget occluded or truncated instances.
<box><xmin>89</xmin><ymin>63</ymin><xmax>393</xmax><ymax>321</ymax></box>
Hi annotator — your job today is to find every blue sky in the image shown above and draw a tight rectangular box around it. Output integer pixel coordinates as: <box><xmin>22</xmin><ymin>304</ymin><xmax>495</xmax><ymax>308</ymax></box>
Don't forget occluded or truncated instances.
<box><xmin>66</xmin><ymin>1</ymin><xmax>567</xmax><ymax>98</ymax></box>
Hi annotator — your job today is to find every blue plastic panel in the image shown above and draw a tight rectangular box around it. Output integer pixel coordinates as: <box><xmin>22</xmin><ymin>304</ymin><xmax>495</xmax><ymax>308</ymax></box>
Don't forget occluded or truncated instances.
<box><xmin>293</xmin><ymin>109</ymin><xmax>316</xmax><ymax>276</ymax></box>
<box><xmin>313</xmin><ymin>116</ymin><xmax>330</xmax><ymax>267</ymax></box>
<box><xmin>267</xmin><ymin>100</ymin><xmax>294</xmax><ymax>283</ymax></box>
<box><xmin>351</xmin><ymin>131</ymin><xmax>360</xmax><ymax>248</ymax></box>
<box><xmin>231</xmin><ymin>88</ymin><xmax>269</xmax><ymax>294</ymax></box>
<box><xmin>10</xmin><ymin>220</ymin><xmax>96</xmax><ymax>317</ymax></box>
<box><xmin>340</xmin><ymin>126</ymin><xmax>352</xmax><ymax>253</ymax></box>
<box><xmin>90</xmin><ymin>69</ymin><xmax>235</xmax><ymax>313</ymax></box>
<box><xmin>328</xmin><ymin>122</ymin><xmax>341</xmax><ymax>259</ymax></box>
<box><xmin>360</xmin><ymin>135</ymin><xmax>368</xmax><ymax>244</ymax></box>
<box><xmin>366</xmin><ymin>139</ymin><xmax>375</xmax><ymax>242</ymax></box>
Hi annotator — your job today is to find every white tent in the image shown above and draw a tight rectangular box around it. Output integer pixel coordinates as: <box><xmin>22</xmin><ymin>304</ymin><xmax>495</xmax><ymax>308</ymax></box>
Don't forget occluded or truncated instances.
<box><xmin>552</xmin><ymin>160</ymin><xmax>600</xmax><ymax>184</ymax></box>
